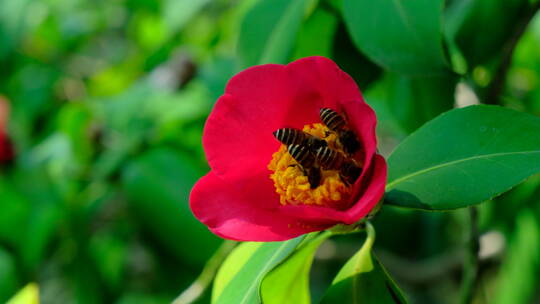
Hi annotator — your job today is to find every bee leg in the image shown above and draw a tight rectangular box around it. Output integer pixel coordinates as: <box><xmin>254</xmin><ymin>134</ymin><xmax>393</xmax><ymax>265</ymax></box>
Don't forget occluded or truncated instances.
<box><xmin>307</xmin><ymin>168</ymin><xmax>321</xmax><ymax>189</ymax></box>
<box><xmin>339</xmin><ymin>174</ymin><xmax>351</xmax><ymax>186</ymax></box>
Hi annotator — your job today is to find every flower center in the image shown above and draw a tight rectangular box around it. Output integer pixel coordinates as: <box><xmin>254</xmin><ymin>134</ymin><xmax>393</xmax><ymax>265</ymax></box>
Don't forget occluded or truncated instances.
<box><xmin>268</xmin><ymin>123</ymin><xmax>356</xmax><ymax>208</ymax></box>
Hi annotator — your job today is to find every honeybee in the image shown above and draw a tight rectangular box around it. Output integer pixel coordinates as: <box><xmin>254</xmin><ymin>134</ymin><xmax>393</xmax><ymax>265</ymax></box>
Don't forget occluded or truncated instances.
<box><xmin>319</xmin><ymin>108</ymin><xmax>360</xmax><ymax>155</ymax></box>
<box><xmin>315</xmin><ymin>146</ymin><xmax>362</xmax><ymax>185</ymax></box>
<box><xmin>287</xmin><ymin>144</ymin><xmax>321</xmax><ymax>188</ymax></box>
<box><xmin>273</xmin><ymin>128</ymin><xmax>327</xmax><ymax>152</ymax></box>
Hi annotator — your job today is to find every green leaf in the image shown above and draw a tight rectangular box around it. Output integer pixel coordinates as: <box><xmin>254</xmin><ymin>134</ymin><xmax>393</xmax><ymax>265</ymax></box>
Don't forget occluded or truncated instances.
<box><xmin>331</xmin><ymin>22</ymin><xmax>382</xmax><ymax>89</ymax></box>
<box><xmin>121</xmin><ymin>147</ymin><xmax>221</xmax><ymax>265</ymax></box>
<box><xmin>212</xmin><ymin>236</ymin><xmax>305</xmax><ymax>304</ymax></box>
<box><xmin>493</xmin><ymin>210</ymin><xmax>540</xmax><ymax>304</ymax></box>
<box><xmin>261</xmin><ymin>232</ymin><xmax>332</xmax><ymax>304</ymax></box>
<box><xmin>212</xmin><ymin>242</ymin><xmax>260</xmax><ymax>303</ymax></box>
<box><xmin>386</xmin><ymin>105</ymin><xmax>540</xmax><ymax>210</ymax></box>
<box><xmin>321</xmin><ymin>225</ymin><xmax>407</xmax><ymax>304</ymax></box>
<box><xmin>365</xmin><ymin>73</ymin><xmax>457</xmax><ymax>134</ymax></box>
<box><xmin>321</xmin><ymin>257</ymin><xmax>407</xmax><ymax>304</ymax></box>
<box><xmin>444</xmin><ymin>0</ymin><xmax>529</xmax><ymax>67</ymax></box>
<box><xmin>343</xmin><ymin>0</ymin><xmax>449</xmax><ymax>75</ymax></box>
<box><xmin>292</xmin><ymin>8</ymin><xmax>338</xmax><ymax>59</ymax></box>
<box><xmin>238</xmin><ymin>0</ymin><xmax>311</xmax><ymax>67</ymax></box>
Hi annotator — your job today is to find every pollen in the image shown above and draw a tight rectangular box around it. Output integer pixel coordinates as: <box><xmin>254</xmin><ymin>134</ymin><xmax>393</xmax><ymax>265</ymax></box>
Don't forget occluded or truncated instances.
<box><xmin>268</xmin><ymin>123</ymin><xmax>352</xmax><ymax>207</ymax></box>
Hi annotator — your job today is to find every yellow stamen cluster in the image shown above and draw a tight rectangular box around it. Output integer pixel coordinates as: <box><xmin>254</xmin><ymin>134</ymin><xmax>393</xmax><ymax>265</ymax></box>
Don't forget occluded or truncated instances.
<box><xmin>268</xmin><ymin>123</ymin><xmax>351</xmax><ymax>206</ymax></box>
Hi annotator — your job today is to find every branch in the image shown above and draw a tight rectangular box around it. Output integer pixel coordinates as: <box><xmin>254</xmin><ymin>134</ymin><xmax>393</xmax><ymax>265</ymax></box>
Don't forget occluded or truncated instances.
<box><xmin>460</xmin><ymin>207</ymin><xmax>480</xmax><ymax>304</ymax></box>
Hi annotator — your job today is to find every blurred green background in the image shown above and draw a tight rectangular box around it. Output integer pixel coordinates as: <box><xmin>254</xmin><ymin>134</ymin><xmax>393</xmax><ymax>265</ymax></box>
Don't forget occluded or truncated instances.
<box><xmin>0</xmin><ymin>0</ymin><xmax>539</xmax><ymax>303</ymax></box>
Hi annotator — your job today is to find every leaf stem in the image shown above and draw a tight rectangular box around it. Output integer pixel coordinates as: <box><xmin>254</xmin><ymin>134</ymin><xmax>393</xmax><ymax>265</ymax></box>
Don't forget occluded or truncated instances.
<box><xmin>460</xmin><ymin>206</ymin><xmax>480</xmax><ymax>304</ymax></box>
<box><xmin>365</xmin><ymin>221</ymin><xmax>376</xmax><ymax>247</ymax></box>
<box><xmin>172</xmin><ymin>240</ymin><xmax>237</xmax><ymax>304</ymax></box>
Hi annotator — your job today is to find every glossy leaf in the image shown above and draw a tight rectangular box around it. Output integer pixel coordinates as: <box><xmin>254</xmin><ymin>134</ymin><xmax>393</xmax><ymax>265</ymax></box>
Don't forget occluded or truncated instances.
<box><xmin>343</xmin><ymin>0</ymin><xmax>448</xmax><ymax>75</ymax></box>
<box><xmin>321</xmin><ymin>226</ymin><xmax>407</xmax><ymax>304</ymax></box>
<box><xmin>212</xmin><ymin>236</ymin><xmax>305</xmax><ymax>304</ymax></box>
<box><xmin>212</xmin><ymin>242</ymin><xmax>259</xmax><ymax>303</ymax></box>
<box><xmin>333</xmin><ymin>227</ymin><xmax>376</xmax><ymax>283</ymax></box>
<box><xmin>292</xmin><ymin>8</ymin><xmax>338</xmax><ymax>59</ymax></box>
<box><xmin>261</xmin><ymin>232</ymin><xmax>332</xmax><ymax>304</ymax></box>
<box><xmin>365</xmin><ymin>73</ymin><xmax>457</xmax><ymax>134</ymax></box>
<box><xmin>331</xmin><ymin>22</ymin><xmax>382</xmax><ymax>89</ymax></box>
<box><xmin>238</xmin><ymin>0</ymin><xmax>311</xmax><ymax>67</ymax></box>
<box><xmin>321</xmin><ymin>257</ymin><xmax>407</xmax><ymax>304</ymax></box>
<box><xmin>386</xmin><ymin>105</ymin><xmax>540</xmax><ymax>210</ymax></box>
<box><xmin>445</xmin><ymin>0</ymin><xmax>529</xmax><ymax>67</ymax></box>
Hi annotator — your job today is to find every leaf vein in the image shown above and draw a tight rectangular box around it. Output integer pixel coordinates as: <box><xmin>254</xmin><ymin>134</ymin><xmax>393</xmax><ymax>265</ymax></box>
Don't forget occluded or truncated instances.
<box><xmin>386</xmin><ymin>150</ymin><xmax>540</xmax><ymax>190</ymax></box>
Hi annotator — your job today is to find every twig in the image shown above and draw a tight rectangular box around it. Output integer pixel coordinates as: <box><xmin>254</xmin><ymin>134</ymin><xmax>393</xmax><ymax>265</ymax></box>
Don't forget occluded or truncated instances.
<box><xmin>485</xmin><ymin>2</ymin><xmax>540</xmax><ymax>104</ymax></box>
<box><xmin>460</xmin><ymin>207</ymin><xmax>480</xmax><ymax>304</ymax></box>
<box><xmin>172</xmin><ymin>241</ymin><xmax>237</xmax><ymax>304</ymax></box>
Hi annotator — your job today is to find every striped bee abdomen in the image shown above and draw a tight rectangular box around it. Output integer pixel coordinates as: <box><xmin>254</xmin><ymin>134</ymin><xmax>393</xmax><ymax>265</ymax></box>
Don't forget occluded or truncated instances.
<box><xmin>316</xmin><ymin>147</ymin><xmax>362</xmax><ymax>185</ymax></box>
<box><xmin>288</xmin><ymin>144</ymin><xmax>315</xmax><ymax>168</ymax></box>
<box><xmin>273</xmin><ymin>128</ymin><xmax>327</xmax><ymax>152</ymax></box>
<box><xmin>288</xmin><ymin>144</ymin><xmax>320</xmax><ymax>188</ymax></box>
<box><xmin>319</xmin><ymin>108</ymin><xmax>346</xmax><ymax>131</ymax></box>
<box><xmin>315</xmin><ymin>146</ymin><xmax>344</xmax><ymax>170</ymax></box>
<box><xmin>319</xmin><ymin>108</ymin><xmax>361</xmax><ymax>155</ymax></box>
<box><xmin>273</xmin><ymin>128</ymin><xmax>305</xmax><ymax>146</ymax></box>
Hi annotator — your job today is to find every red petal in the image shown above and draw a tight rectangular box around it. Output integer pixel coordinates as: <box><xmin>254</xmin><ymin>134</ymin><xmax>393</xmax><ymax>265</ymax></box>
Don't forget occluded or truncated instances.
<box><xmin>203</xmin><ymin>56</ymin><xmax>367</xmax><ymax>184</ymax></box>
<box><xmin>196</xmin><ymin>56</ymin><xmax>385</xmax><ymax>241</ymax></box>
<box><xmin>279</xmin><ymin>154</ymin><xmax>387</xmax><ymax>224</ymax></box>
<box><xmin>190</xmin><ymin>172</ymin><xmax>331</xmax><ymax>241</ymax></box>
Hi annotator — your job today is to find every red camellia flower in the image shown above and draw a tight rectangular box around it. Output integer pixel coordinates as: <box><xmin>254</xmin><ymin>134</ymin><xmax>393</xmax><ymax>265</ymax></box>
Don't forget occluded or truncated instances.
<box><xmin>0</xmin><ymin>97</ymin><xmax>13</xmax><ymax>163</ymax></box>
<box><xmin>190</xmin><ymin>56</ymin><xmax>387</xmax><ymax>241</ymax></box>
